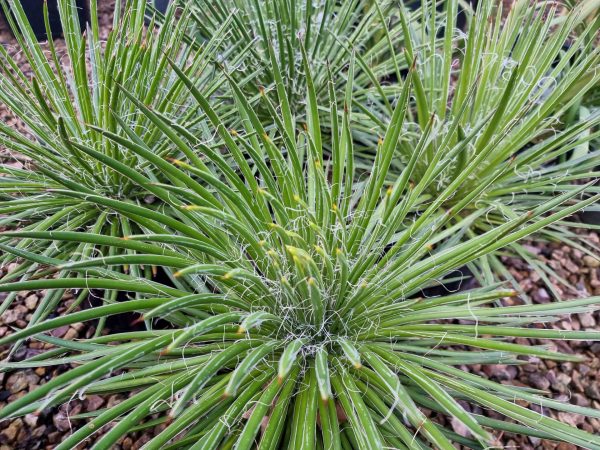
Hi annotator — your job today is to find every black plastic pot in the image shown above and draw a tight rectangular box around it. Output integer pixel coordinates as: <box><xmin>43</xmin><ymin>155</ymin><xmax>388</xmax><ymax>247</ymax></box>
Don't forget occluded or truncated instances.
<box><xmin>151</xmin><ymin>0</ymin><xmax>169</xmax><ymax>14</ymax></box>
<box><xmin>404</xmin><ymin>0</ymin><xmax>478</xmax><ymax>31</ymax></box>
<box><xmin>1</xmin><ymin>0</ymin><xmax>88</xmax><ymax>41</ymax></box>
<box><xmin>419</xmin><ymin>265</ymin><xmax>476</xmax><ymax>298</ymax></box>
<box><xmin>84</xmin><ymin>266</ymin><xmax>175</xmax><ymax>333</ymax></box>
<box><xmin>457</xmin><ymin>0</ymin><xmax>478</xmax><ymax>31</ymax></box>
<box><xmin>144</xmin><ymin>0</ymin><xmax>170</xmax><ymax>25</ymax></box>
<box><xmin>580</xmin><ymin>209</ymin><xmax>600</xmax><ymax>225</ymax></box>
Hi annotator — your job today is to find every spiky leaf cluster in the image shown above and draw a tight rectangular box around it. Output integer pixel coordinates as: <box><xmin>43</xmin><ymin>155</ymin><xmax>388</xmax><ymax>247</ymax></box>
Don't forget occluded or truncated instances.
<box><xmin>0</xmin><ymin>1</ymin><xmax>599</xmax><ymax>449</ymax></box>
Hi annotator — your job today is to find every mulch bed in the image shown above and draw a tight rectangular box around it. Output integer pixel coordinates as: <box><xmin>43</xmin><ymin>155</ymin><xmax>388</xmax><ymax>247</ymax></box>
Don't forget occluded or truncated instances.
<box><xmin>1</xmin><ymin>2</ymin><xmax>599</xmax><ymax>449</ymax></box>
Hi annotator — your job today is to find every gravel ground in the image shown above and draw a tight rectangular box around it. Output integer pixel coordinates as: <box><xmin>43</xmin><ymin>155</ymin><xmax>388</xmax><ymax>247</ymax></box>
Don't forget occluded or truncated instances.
<box><xmin>1</xmin><ymin>1</ymin><xmax>599</xmax><ymax>449</ymax></box>
<box><xmin>460</xmin><ymin>235</ymin><xmax>600</xmax><ymax>449</ymax></box>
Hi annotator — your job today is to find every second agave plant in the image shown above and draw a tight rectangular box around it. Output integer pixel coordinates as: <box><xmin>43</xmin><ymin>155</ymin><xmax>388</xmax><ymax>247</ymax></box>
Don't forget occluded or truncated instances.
<box><xmin>0</xmin><ymin>0</ymin><xmax>239</xmax><ymax>327</ymax></box>
<box><xmin>355</xmin><ymin>0</ymin><xmax>600</xmax><ymax>297</ymax></box>
<box><xmin>0</xmin><ymin>42</ymin><xmax>600</xmax><ymax>448</ymax></box>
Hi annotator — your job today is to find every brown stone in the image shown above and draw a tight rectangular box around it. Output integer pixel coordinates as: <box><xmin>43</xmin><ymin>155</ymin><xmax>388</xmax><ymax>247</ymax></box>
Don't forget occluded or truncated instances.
<box><xmin>583</xmin><ymin>255</ymin><xmax>600</xmax><ymax>268</ymax></box>
<box><xmin>6</xmin><ymin>371</ymin><xmax>39</xmax><ymax>394</ymax></box>
<box><xmin>0</xmin><ymin>419</ymin><xmax>22</xmax><ymax>443</ymax></box>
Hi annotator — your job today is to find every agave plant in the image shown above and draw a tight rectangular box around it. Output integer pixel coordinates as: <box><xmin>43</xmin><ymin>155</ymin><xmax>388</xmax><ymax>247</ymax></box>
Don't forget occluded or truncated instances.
<box><xmin>348</xmin><ymin>0</ymin><xmax>600</xmax><ymax>297</ymax></box>
<box><xmin>1</xmin><ymin>50</ymin><xmax>600</xmax><ymax>448</ymax></box>
<box><xmin>0</xmin><ymin>0</ymin><xmax>239</xmax><ymax>324</ymax></box>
